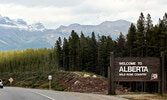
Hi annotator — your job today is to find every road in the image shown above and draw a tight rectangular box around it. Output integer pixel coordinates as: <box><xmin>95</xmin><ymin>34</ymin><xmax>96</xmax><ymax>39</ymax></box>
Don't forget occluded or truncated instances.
<box><xmin>0</xmin><ymin>87</ymin><xmax>127</xmax><ymax>100</ymax></box>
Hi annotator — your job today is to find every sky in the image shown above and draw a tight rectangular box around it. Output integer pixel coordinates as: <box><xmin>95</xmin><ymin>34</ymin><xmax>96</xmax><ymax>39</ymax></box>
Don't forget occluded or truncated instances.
<box><xmin>0</xmin><ymin>0</ymin><xmax>166</xmax><ymax>29</ymax></box>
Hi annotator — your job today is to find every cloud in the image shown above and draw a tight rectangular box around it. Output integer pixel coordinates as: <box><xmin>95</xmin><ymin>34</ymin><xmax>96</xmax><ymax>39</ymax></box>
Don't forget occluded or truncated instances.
<box><xmin>0</xmin><ymin>0</ymin><xmax>83</xmax><ymax>7</ymax></box>
<box><xmin>0</xmin><ymin>0</ymin><xmax>166</xmax><ymax>28</ymax></box>
<box><xmin>0</xmin><ymin>4</ymin><xmax>73</xmax><ymax>28</ymax></box>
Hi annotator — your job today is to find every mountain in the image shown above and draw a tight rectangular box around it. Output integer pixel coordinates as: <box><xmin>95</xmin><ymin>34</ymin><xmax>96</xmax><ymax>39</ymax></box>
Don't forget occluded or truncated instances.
<box><xmin>56</xmin><ymin>20</ymin><xmax>131</xmax><ymax>37</ymax></box>
<box><xmin>0</xmin><ymin>16</ymin><xmax>43</xmax><ymax>31</ymax></box>
<box><xmin>0</xmin><ymin>15</ymin><xmax>131</xmax><ymax>51</ymax></box>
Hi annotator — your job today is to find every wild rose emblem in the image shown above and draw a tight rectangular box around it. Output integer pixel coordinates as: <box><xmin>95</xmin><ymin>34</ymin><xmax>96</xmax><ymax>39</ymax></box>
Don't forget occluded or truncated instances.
<box><xmin>151</xmin><ymin>73</ymin><xmax>158</xmax><ymax>80</ymax></box>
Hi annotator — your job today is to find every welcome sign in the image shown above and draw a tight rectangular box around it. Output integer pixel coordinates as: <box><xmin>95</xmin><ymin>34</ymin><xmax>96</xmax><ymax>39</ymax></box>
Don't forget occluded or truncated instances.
<box><xmin>108</xmin><ymin>52</ymin><xmax>166</xmax><ymax>95</ymax></box>
<box><xmin>119</xmin><ymin>62</ymin><xmax>149</xmax><ymax>76</ymax></box>
<box><xmin>114</xmin><ymin>57</ymin><xmax>161</xmax><ymax>81</ymax></box>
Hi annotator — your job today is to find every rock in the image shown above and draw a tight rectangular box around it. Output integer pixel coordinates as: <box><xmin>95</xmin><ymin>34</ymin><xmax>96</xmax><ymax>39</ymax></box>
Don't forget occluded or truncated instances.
<box><xmin>92</xmin><ymin>75</ymin><xmax>97</xmax><ymax>78</ymax></box>
<box><xmin>74</xmin><ymin>80</ymin><xmax>80</xmax><ymax>85</ymax></box>
<box><xmin>84</xmin><ymin>74</ymin><xmax>90</xmax><ymax>77</ymax></box>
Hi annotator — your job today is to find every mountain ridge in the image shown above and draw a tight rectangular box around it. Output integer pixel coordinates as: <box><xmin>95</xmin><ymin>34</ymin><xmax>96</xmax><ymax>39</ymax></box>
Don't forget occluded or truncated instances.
<box><xmin>0</xmin><ymin>15</ymin><xmax>132</xmax><ymax>51</ymax></box>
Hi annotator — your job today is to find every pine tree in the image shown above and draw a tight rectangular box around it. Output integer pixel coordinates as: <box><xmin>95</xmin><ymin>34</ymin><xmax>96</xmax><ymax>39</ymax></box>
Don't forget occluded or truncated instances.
<box><xmin>98</xmin><ymin>36</ymin><xmax>107</xmax><ymax>76</ymax></box>
<box><xmin>86</xmin><ymin>32</ymin><xmax>98</xmax><ymax>72</ymax></box>
<box><xmin>79</xmin><ymin>32</ymin><xmax>87</xmax><ymax>71</ymax></box>
<box><xmin>163</xmin><ymin>13</ymin><xmax>167</xmax><ymax>28</ymax></box>
<box><xmin>158</xmin><ymin>20</ymin><xmax>167</xmax><ymax>52</ymax></box>
<box><xmin>68</xmin><ymin>30</ymin><xmax>79</xmax><ymax>71</ymax></box>
<box><xmin>115</xmin><ymin>33</ymin><xmax>126</xmax><ymax>57</ymax></box>
<box><xmin>136</xmin><ymin>12</ymin><xmax>146</xmax><ymax>57</ymax></box>
<box><xmin>62</xmin><ymin>38</ymin><xmax>69</xmax><ymax>70</ymax></box>
<box><xmin>55</xmin><ymin>37</ymin><xmax>63</xmax><ymax>69</ymax></box>
<box><xmin>127</xmin><ymin>23</ymin><xmax>137</xmax><ymax>57</ymax></box>
<box><xmin>145</xmin><ymin>13</ymin><xmax>153</xmax><ymax>56</ymax></box>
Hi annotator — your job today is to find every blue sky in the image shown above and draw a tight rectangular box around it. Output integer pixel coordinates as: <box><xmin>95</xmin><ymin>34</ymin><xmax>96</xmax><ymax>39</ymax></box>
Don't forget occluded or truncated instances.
<box><xmin>0</xmin><ymin>0</ymin><xmax>166</xmax><ymax>29</ymax></box>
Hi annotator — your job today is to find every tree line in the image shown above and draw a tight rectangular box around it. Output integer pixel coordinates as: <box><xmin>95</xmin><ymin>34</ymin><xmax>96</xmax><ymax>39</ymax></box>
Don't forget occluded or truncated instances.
<box><xmin>0</xmin><ymin>48</ymin><xmax>56</xmax><ymax>73</ymax></box>
<box><xmin>55</xmin><ymin>12</ymin><xmax>167</xmax><ymax>77</ymax></box>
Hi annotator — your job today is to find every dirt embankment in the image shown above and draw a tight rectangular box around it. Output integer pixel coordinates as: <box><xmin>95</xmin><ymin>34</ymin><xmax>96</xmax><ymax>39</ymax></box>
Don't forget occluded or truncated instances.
<box><xmin>66</xmin><ymin>77</ymin><xmax>108</xmax><ymax>94</ymax></box>
<box><xmin>54</xmin><ymin>72</ymin><xmax>108</xmax><ymax>94</ymax></box>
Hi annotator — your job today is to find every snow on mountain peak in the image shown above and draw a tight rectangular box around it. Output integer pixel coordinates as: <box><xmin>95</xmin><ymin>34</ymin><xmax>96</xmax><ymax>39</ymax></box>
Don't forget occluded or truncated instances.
<box><xmin>30</xmin><ymin>22</ymin><xmax>45</xmax><ymax>31</ymax></box>
<box><xmin>0</xmin><ymin>15</ymin><xmax>45</xmax><ymax>31</ymax></box>
<box><xmin>0</xmin><ymin>16</ymin><xmax>16</xmax><ymax>26</ymax></box>
<box><xmin>16</xmin><ymin>19</ymin><xmax>27</xmax><ymax>25</ymax></box>
<box><xmin>32</xmin><ymin>22</ymin><xmax>45</xmax><ymax>29</ymax></box>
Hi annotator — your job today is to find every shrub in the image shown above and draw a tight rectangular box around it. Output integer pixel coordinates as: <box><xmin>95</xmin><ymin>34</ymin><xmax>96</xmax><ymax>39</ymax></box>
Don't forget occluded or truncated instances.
<box><xmin>40</xmin><ymin>83</ymin><xmax>49</xmax><ymax>89</ymax></box>
<box><xmin>52</xmin><ymin>81</ymin><xmax>66</xmax><ymax>91</ymax></box>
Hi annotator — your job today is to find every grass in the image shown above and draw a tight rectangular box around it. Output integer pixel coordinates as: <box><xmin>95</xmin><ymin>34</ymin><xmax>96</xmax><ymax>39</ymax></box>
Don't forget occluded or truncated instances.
<box><xmin>122</xmin><ymin>93</ymin><xmax>167</xmax><ymax>100</ymax></box>
<box><xmin>122</xmin><ymin>92</ymin><xmax>150</xmax><ymax>95</ymax></box>
<box><xmin>124</xmin><ymin>97</ymin><xmax>148</xmax><ymax>100</ymax></box>
<box><xmin>145</xmin><ymin>93</ymin><xmax>167</xmax><ymax>99</ymax></box>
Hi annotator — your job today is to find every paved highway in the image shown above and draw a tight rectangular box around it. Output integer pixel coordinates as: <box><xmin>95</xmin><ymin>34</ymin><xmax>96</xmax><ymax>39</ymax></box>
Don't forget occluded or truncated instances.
<box><xmin>0</xmin><ymin>87</ymin><xmax>126</xmax><ymax>100</ymax></box>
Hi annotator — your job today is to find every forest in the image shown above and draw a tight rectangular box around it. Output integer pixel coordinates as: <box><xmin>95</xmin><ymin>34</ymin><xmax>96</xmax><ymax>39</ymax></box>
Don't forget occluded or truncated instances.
<box><xmin>0</xmin><ymin>48</ymin><xmax>56</xmax><ymax>73</ymax></box>
<box><xmin>0</xmin><ymin>12</ymin><xmax>167</xmax><ymax>77</ymax></box>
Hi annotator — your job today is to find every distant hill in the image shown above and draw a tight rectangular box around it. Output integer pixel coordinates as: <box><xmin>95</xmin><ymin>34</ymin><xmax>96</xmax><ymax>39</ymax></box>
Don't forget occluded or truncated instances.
<box><xmin>0</xmin><ymin>15</ymin><xmax>131</xmax><ymax>51</ymax></box>
<box><xmin>56</xmin><ymin>20</ymin><xmax>131</xmax><ymax>37</ymax></box>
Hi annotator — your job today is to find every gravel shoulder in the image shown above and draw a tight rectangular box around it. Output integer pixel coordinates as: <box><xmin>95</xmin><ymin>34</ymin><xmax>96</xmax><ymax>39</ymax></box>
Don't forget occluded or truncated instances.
<box><xmin>63</xmin><ymin>92</ymin><xmax>127</xmax><ymax>100</ymax></box>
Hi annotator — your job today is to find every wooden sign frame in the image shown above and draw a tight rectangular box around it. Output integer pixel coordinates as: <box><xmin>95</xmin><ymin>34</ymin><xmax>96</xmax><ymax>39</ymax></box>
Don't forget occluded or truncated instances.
<box><xmin>108</xmin><ymin>52</ymin><xmax>167</xmax><ymax>95</ymax></box>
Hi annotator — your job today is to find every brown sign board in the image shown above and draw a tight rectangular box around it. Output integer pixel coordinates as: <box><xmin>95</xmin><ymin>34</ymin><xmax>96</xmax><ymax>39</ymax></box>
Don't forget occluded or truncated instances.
<box><xmin>108</xmin><ymin>52</ymin><xmax>167</xmax><ymax>95</ymax></box>
<box><xmin>114</xmin><ymin>57</ymin><xmax>161</xmax><ymax>82</ymax></box>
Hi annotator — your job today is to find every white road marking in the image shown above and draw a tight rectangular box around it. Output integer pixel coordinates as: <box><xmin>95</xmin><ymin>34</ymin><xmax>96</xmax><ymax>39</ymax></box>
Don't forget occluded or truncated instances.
<box><xmin>31</xmin><ymin>91</ymin><xmax>55</xmax><ymax>100</ymax></box>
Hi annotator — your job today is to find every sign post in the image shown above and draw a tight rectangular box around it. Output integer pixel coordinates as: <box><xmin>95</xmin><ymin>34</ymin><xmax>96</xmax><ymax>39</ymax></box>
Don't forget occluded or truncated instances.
<box><xmin>8</xmin><ymin>77</ymin><xmax>14</xmax><ymax>85</ymax></box>
<box><xmin>161</xmin><ymin>52</ymin><xmax>165</xmax><ymax>94</ymax></box>
<box><xmin>48</xmin><ymin>75</ymin><xmax>52</xmax><ymax>90</ymax></box>
<box><xmin>108</xmin><ymin>66</ymin><xmax>111</xmax><ymax>94</ymax></box>
<box><xmin>110</xmin><ymin>52</ymin><xmax>115</xmax><ymax>95</ymax></box>
<box><xmin>108</xmin><ymin>52</ymin><xmax>115</xmax><ymax>95</ymax></box>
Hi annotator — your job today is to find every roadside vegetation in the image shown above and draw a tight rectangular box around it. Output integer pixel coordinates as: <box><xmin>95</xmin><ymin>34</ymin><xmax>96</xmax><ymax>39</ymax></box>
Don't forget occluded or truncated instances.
<box><xmin>0</xmin><ymin>71</ymin><xmax>107</xmax><ymax>93</ymax></box>
<box><xmin>0</xmin><ymin>71</ymin><xmax>75</xmax><ymax>91</ymax></box>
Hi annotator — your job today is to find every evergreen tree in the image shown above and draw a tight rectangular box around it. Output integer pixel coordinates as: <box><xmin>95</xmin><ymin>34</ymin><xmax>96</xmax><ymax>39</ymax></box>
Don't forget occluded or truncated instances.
<box><xmin>55</xmin><ymin>37</ymin><xmax>63</xmax><ymax>69</ymax></box>
<box><xmin>163</xmin><ymin>13</ymin><xmax>167</xmax><ymax>28</ymax></box>
<box><xmin>127</xmin><ymin>23</ymin><xmax>137</xmax><ymax>57</ymax></box>
<box><xmin>116</xmin><ymin>33</ymin><xmax>126</xmax><ymax>57</ymax></box>
<box><xmin>98</xmin><ymin>36</ymin><xmax>107</xmax><ymax>76</ymax></box>
<box><xmin>68</xmin><ymin>30</ymin><xmax>79</xmax><ymax>71</ymax></box>
<box><xmin>136</xmin><ymin>12</ymin><xmax>146</xmax><ymax>57</ymax></box>
<box><xmin>145</xmin><ymin>13</ymin><xmax>153</xmax><ymax>56</ymax></box>
<box><xmin>158</xmin><ymin>20</ymin><xmax>167</xmax><ymax>52</ymax></box>
<box><xmin>79</xmin><ymin>32</ymin><xmax>87</xmax><ymax>71</ymax></box>
<box><xmin>62</xmin><ymin>38</ymin><xmax>69</xmax><ymax>70</ymax></box>
<box><xmin>86</xmin><ymin>32</ymin><xmax>98</xmax><ymax>72</ymax></box>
